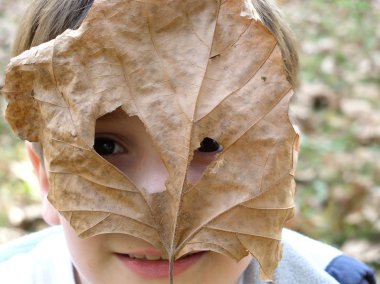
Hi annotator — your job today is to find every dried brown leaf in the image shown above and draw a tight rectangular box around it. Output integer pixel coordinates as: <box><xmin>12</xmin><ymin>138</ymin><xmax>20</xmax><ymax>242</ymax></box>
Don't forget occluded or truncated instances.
<box><xmin>3</xmin><ymin>0</ymin><xmax>298</xmax><ymax>281</ymax></box>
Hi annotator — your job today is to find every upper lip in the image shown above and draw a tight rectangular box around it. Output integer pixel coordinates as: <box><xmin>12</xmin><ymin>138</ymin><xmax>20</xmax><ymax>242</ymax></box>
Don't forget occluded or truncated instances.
<box><xmin>118</xmin><ymin>248</ymin><xmax>164</xmax><ymax>256</ymax></box>
<box><xmin>115</xmin><ymin>248</ymin><xmax>204</xmax><ymax>259</ymax></box>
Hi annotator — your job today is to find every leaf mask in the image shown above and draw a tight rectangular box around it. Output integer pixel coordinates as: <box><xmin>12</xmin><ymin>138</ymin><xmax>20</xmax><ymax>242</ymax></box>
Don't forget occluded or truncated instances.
<box><xmin>3</xmin><ymin>0</ymin><xmax>299</xmax><ymax>281</ymax></box>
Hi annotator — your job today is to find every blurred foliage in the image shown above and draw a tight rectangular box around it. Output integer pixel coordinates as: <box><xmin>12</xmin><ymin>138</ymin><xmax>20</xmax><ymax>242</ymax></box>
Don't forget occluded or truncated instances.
<box><xmin>0</xmin><ymin>0</ymin><xmax>379</xmax><ymax>276</ymax></box>
<box><xmin>280</xmin><ymin>0</ymin><xmax>380</xmax><ymax>275</ymax></box>
<box><xmin>0</xmin><ymin>0</ymin><xmax>41</xmax><ymax>236</ymax></box>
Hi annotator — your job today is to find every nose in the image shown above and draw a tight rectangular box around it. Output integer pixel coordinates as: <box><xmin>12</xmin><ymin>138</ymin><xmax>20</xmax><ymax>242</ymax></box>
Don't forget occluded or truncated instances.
<box><xmin>136</xmin><ymin>148</ymin><xmax>217</xmax><ymax>194</ymax></box>
<box><xmin>133</xmin><ymin>145</ymin><xmax>169</xmax><ymax>194</ymax></box>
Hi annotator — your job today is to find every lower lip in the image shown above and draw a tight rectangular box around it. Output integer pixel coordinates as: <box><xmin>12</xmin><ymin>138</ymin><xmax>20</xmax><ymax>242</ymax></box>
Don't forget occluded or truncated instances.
<box><xmin>115</xmin><ymin>252</ymin><xmax>206</xmax><ymax>278</ymax></box>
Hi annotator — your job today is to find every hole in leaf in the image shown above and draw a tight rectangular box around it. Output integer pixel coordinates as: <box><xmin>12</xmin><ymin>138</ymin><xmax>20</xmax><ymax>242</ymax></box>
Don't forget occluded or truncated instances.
<box><xmin>198</xmin><ymin>137</ymin><xmax>222</xmax><ymax>153</ymax></box>
<box><xmin>94</xmin><ymin>108</ymin><xmax>168</xmax><ymax>194</ymax></box>
<box><xmin>187</xmin><ymin>137</ymin><xmax>223</xmax><ymax>185</ymax></box>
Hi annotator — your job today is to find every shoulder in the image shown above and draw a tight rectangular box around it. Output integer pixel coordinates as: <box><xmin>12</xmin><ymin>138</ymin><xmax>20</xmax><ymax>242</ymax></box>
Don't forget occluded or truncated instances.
<box><xmin>0</xmin><ymin>226</ymin><xmax>75</xmax><ymax>284</ymax></box>
<box><xmin>278</xmin><ymin>229</ymin><xmax>376</xmax><ymax>284</ymax></box>
<box><xmin>0</xmin><ymin>226</ymin><xmax>63</xmax><ymax>263</ymax></box>
<box><xmin>243</xmin><ymin>230</ymin><xmax>376</xmax><ymax>284</ymax></box>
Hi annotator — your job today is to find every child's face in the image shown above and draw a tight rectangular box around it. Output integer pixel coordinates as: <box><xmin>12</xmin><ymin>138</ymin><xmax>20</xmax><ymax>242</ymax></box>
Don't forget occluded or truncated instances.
<box><xmin>44</xmin><ymin>108</ymin><xmax>252</xmax><ymax>284</ymax></box>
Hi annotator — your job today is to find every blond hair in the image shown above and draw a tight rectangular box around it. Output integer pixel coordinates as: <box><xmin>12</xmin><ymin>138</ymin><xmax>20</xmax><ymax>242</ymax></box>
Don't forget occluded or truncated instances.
<box><xmin>12</xmin><ymin>0</ymin><xmax>93</xmax><ymax>56</ymax></box>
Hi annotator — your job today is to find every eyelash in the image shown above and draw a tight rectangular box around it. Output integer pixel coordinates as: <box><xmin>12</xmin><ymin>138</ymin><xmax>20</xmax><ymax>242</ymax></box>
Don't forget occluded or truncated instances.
<box><xmin>93</xmin><ymin>137</ymin><xmax>125</xmax><ymax>156</ymax></box>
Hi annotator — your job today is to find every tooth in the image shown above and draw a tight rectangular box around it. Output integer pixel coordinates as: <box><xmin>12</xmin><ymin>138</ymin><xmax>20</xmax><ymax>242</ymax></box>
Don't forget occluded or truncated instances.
<box><xmin>129</xmin><ymin>254</ymin><xmax>145</xmax><ymax>260</ymax></box>
<box><xmin>145</xmin><ymin>255</ymin><xmax>161</xmax><ymax>261</ymax></box>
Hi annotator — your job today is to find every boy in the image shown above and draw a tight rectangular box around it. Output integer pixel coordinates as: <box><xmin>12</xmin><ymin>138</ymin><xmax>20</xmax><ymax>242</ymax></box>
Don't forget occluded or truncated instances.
<box><xmin>0</xmin><ymin>0</ymin><xmax>376</xmax><ymax>283</ymax></box>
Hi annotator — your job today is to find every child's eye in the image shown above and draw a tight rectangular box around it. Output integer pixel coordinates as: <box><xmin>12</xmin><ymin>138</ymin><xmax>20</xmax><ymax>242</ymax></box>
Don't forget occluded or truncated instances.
<box><xmin>198</xmin><ymin>137</ymin><xmax>222</xmax><ymax>153</ymax></box>
<box><xmin>93</xmin><ymin>137</ymin><xmax>125</xmax><ymax>156</ymax></box>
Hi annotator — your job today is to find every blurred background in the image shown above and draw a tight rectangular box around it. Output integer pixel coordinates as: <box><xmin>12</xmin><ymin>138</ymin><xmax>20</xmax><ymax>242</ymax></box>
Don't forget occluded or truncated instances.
<box><xmin>0</xmin><ymin>0</ymin><xmax>379</xmax><ymax>279</ymax></box>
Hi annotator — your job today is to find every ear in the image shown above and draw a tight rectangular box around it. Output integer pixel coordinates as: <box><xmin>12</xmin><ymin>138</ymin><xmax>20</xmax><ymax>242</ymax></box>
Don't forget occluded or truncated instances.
<box><xmin>25</xmin><ymin>142</ymin><xmax>61</xmax><ymax>226</ymax></box>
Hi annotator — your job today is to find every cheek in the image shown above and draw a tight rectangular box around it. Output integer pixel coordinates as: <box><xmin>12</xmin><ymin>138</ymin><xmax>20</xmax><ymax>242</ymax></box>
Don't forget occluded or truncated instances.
<box><xmin>60</xmin><ymin>218</ymin><xmax>112</xmax><ymax>283</ymax></box>
<box><xmin>209</xmin><ymin>253</ymin><xmax>252</xmax><ymax>280</ymax></box>
<box><xmin>187</xmin><ymin>153</ymin><xmax>219</xmax><ymax>185</ymax></box>
<box><xmin>191</xmin><ymin>253</ymin><xmax>252</xmax><ymax>284</ymax></box>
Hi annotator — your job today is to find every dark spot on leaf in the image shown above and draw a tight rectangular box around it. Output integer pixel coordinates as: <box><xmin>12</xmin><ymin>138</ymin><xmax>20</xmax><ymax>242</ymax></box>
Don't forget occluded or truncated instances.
<box><xmin>210</xmin><ymin>54</ymin><xmax>221</xmax><ymax>60</ymax></box>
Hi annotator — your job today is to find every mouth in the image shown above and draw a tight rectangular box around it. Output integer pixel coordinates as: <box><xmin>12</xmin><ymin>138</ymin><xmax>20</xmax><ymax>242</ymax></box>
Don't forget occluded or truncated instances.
<box><xmin>115</xmin><ymin>251</ymin><xmax>206</xmax><ymax>278</ymax></box>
